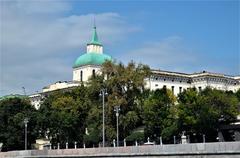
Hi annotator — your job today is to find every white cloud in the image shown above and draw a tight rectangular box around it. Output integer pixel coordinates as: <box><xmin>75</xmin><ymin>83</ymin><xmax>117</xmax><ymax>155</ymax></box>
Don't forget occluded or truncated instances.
<box><xmin>2</xmin><ymin>0</ymin><xmax>71</xmax><ymax>15</ymax></box>
<box><xmin>119</xmin><ymin>36</ymin><xmax>198</xmax><ymax>72</ymax></box>
<box><xmin>0</xmin><ymin>1</ymin><xmax>138</xmax><ymax>96</ymax></box>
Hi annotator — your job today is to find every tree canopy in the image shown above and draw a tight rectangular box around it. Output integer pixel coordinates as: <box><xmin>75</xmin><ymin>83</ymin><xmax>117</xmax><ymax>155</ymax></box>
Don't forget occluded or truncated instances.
<box><xmin>0</xmin><ymin>97</ymin><xmax>38</xmax><ymax>151</ymax></box>
<box><xmin>0</xmin><ymin>61</ymin><xmax>239</xmax><ymax>151</ymax></box>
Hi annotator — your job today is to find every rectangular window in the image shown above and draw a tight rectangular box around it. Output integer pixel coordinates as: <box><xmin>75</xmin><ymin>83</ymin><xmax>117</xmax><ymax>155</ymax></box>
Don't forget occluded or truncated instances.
<box><xmin>179</xmin><ymin>87</ymin><xmax>182</xmax><ymax>93</ymax></box>
<box><xmin>171</xmin><ymin>86</ymin><xmax>174</xmax><ymax>93</ymax></box>
<box><xmin>163</xmin><ymin>85</ymin><xmax>166</xmax><ymax>89</ymax></box>
<box><xmin>80</xmin><ymin>71</ymin><xmax>83</xmax><ymax>82</ymax></box>
<box><xmin>198</xmin><ymin>86</ymin><xmax>202</xmax><ymax>91</ymax></box>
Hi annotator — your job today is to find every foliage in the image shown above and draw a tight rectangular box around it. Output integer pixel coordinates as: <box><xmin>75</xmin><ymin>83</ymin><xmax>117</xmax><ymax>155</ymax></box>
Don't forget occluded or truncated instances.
<box><xmin>0</xmin><ymin>97</ymin><xmax>38</xmax><ymax>151</ymax></box>
<box><xmin>235</xmin><ymin>89</ymin><xmax>240</xmax><ymax>101</ymax></box>
<box><xmin>143</xmin><ymin>88</ymin><xmax>178</xmax><ymax>143</ymax></box>
<box><xmin>125</xmin><ymin>132</ymin><xmax>144</xmax><ymax>143</ymax></box>
<box><xmin>1</xmin><ymin>61</ymin><xmax>239</xmax><ymax>151</ymax></box>
<box><xmin>87</xmin><ymin>61</ymin><xmax>151</xmax><ymax>142</ymax></box>
<box><xmin>37</xmin><ymin>86</ymin><xmax>91</xmax><ymax>146</ymax></box>
<box><xmin>177</xmin><ymin>87</ymin><xmax>239</xmax><ymax>142</ymax></box>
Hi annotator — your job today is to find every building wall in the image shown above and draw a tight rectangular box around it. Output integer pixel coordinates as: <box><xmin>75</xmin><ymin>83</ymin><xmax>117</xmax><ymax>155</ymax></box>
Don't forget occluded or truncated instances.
<box><xmin>87</xmin><ymin>44</ymin><xmax>103</xmax><ymax>54</ymax></box>
<box><xmin>29</xmin><ymin>70</ymin><xmax>239</xmax><ymax>110</ymax></box>
<box><xmin>147</xmin><ymin>71</ymin><xmax>240</xmax><ymax>95</ymax></box>
<box><xmin>42</xmin><ymin>82</ymin><xmax>80</xmax><ymax>93</ymax></box>
<box><xmin>29</xmin><ymin>94</ymin><xmax>42</xmax><ymax>110</ymax></box>
<box><xmin>73</xmin><ymin>65</ymin><xmax>101</xmax><ymax>82</ymax></box>
<box><xmin>145</xmin><ymin>77</ymin><xmax>190</xmax><ymax>96</ymax></box>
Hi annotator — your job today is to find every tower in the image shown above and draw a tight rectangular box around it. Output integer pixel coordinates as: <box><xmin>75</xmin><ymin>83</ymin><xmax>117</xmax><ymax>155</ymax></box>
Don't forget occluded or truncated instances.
<box><xmin>73</xmin><ymin>26</ymin><xmax>112</xmax><ymax>82</ymax></box>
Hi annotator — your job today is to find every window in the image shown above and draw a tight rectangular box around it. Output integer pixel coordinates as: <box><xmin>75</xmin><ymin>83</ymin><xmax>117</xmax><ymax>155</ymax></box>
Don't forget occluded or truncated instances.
<box><xmin>171</xmin><ymin>86</ymin><xmax>174</xmax><ymax>93</ymax></box>
<box><xmin>80</xmin><ymin>71</ymin><xmax>83</xmax><ymax>82</ymax></box>
<box><xmin>92</xmin><ymin>69</ymin><xmax>96</xmax><ymax>78</ymax></box>
<box><xmin>179</xmin><ymin>87</ymin><xmax>182</xmax><ymax>93</ymax></box>
<box><xmin>163</xmin><ymin>85</ymin><xmax>166</xmax><ymax>89</ymax></box>
<box><xmin>198</xmin><ymin>86</ymin><xmax>202</xmax><ymax>91</ymax></box>
<box><xmin>155</xmin><ymin>84</ymin><xmax>158</xmax><ymax>87</ymax></box>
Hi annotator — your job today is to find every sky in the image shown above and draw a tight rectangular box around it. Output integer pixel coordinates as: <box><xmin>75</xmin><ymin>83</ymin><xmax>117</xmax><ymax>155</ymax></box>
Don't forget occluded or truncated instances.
<box><xmin>0</xmin><ymin>0</ymin><xmax>239</xmax><ymax>96</ymax></box>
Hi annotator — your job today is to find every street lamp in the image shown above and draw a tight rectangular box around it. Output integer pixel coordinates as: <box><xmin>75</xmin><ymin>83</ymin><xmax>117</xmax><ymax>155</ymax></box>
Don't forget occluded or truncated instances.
<box><xmin>23</xmin><ymin>118</ymin><xmax>29</xmax><ymax>150</ymax></box>
<box><xmin>99</xmin><ymin>89</ymin><xmax>108</xmax><ymax>147</ymax></box>
<box><xmin>22</xmin><ymin>87</ymin><xmax>26</xmax><ymax>96</ymax></box>
<box><xmin>114</xmin><ymin>106</ymin><xmax>120</xmax><ymax>147</ymax></box>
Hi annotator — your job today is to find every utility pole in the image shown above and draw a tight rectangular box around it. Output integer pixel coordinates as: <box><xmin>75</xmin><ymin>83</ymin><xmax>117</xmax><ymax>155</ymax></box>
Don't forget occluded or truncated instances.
<box><xmin>114</xmin><ymin>106</ymin><xmax>120</xmax><ymax>147</ymax></box>
<box><xmin>22</xmin><ymin>87</ymin><xmax>26</xmax><ymax>96</ymax></box>
<box><xmin>99</xmin><ymin>89</ymin><xmax>108</xmax><ymax>147</ymax></box>
<box><xmin>24</xmin><ymin>118</ymin><xmax>29</xmax><ymax>150</ymax></box>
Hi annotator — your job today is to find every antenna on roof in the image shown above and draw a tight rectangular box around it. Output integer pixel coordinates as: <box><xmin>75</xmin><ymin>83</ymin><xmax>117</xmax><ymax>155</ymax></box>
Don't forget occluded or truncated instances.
<box><xmin>22</xmin><ymin>87</ymin><xmax>26</xmax><ymax>96</ymax></box>
<box><xmin>93</xmin><ymin>15</ymin><xmax>96</xmax><ymax>28</ymax></box>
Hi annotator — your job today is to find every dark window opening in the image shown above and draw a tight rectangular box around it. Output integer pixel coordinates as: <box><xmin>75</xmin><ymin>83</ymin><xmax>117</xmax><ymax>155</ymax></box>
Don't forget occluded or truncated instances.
<box><xmin>80</xmin><ymin>71</ymin><xmax>83</xmax><ymax>82</ymax></box>
<box><xmin>171</xmin><ymin>86</ymin><xmax>174</xmax><ymax>93</ymax></box>
<box><xmin>92</xmin><ymin>69</ymin><xmax>96</xmax><ymax>78</ymax></box>
<box><xmin>179</xmin><ymin>87</ymin><xmax>182</xmax><ymax>93</ymax></box>
<box><xmin>198</xmin><ymin>86</ymin><xmax>202</xmax><ymax>91</ymax></box>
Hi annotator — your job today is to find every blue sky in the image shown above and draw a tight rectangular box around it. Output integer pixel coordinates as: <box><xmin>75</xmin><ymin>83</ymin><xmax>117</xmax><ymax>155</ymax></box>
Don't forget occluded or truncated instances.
<box><xmin>0</xmin><ymin>0</ymin><xmax>239</xmax><ymax>96</ymax></box>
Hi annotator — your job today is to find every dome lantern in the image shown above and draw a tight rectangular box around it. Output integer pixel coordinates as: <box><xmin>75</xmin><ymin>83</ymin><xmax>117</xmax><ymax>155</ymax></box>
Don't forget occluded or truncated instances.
<box><xmin>86</xmin><ymin>26</ymin><xmax>103</xmax><ymax>54</ymax></box>
<box><xmin>73</xmin><ymin>25</ymin><xmax>112</xmax><ymax>68</ymax></box>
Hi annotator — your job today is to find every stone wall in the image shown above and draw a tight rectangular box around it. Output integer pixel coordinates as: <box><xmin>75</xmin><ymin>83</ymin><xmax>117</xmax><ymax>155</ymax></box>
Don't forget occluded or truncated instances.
<box><xmin>1</xmin><ymin>142</ymin><xmax>240</xmax><ymax>158</ymax></box>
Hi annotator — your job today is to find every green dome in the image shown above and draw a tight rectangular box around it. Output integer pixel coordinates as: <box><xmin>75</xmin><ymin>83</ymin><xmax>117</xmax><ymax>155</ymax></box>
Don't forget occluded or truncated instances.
<box><xmin>73</xmin><ymin>52</ymin><xmax>112</xmax><ymax>68</ymax></box>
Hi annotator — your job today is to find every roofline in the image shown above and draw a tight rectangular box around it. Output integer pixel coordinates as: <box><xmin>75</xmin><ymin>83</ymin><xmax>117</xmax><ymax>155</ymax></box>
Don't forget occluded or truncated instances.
<box><xmin>151</xmin><ymin>69</ymin><xmax>240</xmax><ymax>80</ymax></box>
<box><xmin>87</xmin><ymin>43</ymin><xmax>102</xmax><ymax>46</ymax></box>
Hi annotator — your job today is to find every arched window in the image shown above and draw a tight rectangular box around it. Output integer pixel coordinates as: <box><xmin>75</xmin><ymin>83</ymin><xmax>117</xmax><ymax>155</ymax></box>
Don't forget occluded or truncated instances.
<box><xmin>80</xmin><ymin>71</ymin><xmax>83</xmax><ymax>82</ymax></box>
<box><xmin>92</xmin><ymin>69</ymin><xmax>96</xmax><ymax>78</ymax></box>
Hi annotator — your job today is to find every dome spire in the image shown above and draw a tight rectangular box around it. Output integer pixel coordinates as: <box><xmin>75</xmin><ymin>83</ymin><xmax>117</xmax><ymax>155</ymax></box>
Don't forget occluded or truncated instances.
<box><xmin>90</xmin><ymin>18</ymin><xmax>101</xmax><ymax>45</ymax></box>
<box><xmin>86</xmin><ymin>19</ymin><xmax>103</xmax><ymax>54</ymax></box>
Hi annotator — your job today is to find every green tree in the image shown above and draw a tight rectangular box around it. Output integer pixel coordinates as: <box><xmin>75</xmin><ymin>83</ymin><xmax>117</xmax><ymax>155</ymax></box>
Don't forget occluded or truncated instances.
<box><xmin>0</xmin><ymin>97</ymin><xmax>38</xmax><ymax>151</ymax></box>
<box><xmin>143</xmin><ymin>88</ymin><xmax>178</xmax><ymax>143</ymax></box>
<box><xmin>177</xmin><ymin>88</ymin><xmax>239</xmax><ymax>142</ymax></box>
<box><xmin>37</xmin><ymin>86</ymin><xmax>91</xmax><ymax>147</ymax></box>
<box><xmin>235</xmin><ymin>89</ymin><xmax>240</xmax><ymax>101</ymax></box>
<box><xmin>86</xmin><ymin>61</ymin><xmax>151</xmax><ymax>143</ymax></box>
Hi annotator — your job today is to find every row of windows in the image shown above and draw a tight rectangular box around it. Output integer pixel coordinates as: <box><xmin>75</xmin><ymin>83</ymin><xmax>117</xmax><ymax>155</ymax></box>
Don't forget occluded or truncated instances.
<box><xmin>193</xmin><ymin>77</ymin><xmax>237</xmax><ymax>85</ymax></box>
<box><xmin>155</xmin><ymin>84</ymin><xmax>202</xmax><ymax>94</ymax></box>
<box><xmin>153</xmin><ymin>76</ymin><xmax>190</xmax><ymax>83</ymax></box>
<box><xmin>153</xmin><ymin>76</ymin><xmax>238</xmax><ymax>85</ymax></box>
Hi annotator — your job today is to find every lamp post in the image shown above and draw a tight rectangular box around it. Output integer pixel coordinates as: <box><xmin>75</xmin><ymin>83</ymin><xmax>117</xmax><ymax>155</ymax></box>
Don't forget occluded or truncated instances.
<box><xmin>24</xmin><ymin>118</ymin><xmax>29</xmax><ymax>150</ymax></box>
<box><xmin>114</xmin><ymin>106</ymin><xmax>120</xmax><ymax>147</ymax></box>
<box><xmin>99</xmin><ymin>89</ymin><xmax>108</xmax><ymax>147</ymax></box>
<box><xmin>22</xmin><ymin>87</ymin><xmax>26</xmax><ymax>96</ymax></box>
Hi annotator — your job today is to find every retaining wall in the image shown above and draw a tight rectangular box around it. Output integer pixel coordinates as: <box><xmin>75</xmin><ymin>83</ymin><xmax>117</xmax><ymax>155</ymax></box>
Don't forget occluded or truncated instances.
<box><xmin>1</xmin><ymin>142</ymin><xmax>240</xmax><ymax>158</ymax></box>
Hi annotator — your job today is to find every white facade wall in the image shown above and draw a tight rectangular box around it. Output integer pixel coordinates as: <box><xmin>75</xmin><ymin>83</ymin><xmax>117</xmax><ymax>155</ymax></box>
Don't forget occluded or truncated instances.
<box><xmin>87</xmin><ymin>44</ymin><xmax>103</xmax><ymax>54</ymax></box>
<box><xmin>147</xmin><ymin>72</ymin><xmax>240</xmax><ymax>96</ymax></box>
<box><xmin>29</xmin><ymin>94</ymin><xmax>42</xmax><ymax>110</ymax></box>
<box><xmin>73</xmin><ymin>65</ymin><xmax>101</xmax><ymax>82</ymax></box>
<box><xmin>42</xmin><ymin>82</ymin><xmax>80</xmax><ymax>93</ymax></box>
<box><xmin>30</xmin><ymin>70</ymin><xmax>239</xmax><ymax>110</ymax></box>
<box><xmin>146</xmin><ymin>78</ymin><xmax>190</xmax><ymax>96</ymax></box>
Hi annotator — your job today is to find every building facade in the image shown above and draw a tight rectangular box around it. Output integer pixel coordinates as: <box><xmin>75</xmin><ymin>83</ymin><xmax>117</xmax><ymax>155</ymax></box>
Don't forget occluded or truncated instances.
<box><xmin>147</xmin><ymin>70</ymin><xmax>240</xmax><ymax>96</ymax></box>
<box><xmin>28</xmin><ymin>26</ymin><xmax>240</xmax><ymax>109</ymax></box>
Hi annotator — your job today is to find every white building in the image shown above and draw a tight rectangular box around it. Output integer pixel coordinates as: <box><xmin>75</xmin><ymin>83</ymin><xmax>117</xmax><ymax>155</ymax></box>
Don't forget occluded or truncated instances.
<box><xmin>29</xmin><ymin>26</ymin><xmax>240</xmax><ymax>109</ymax></box>
<box><xmin>147</xmin><ymin>70</ymin><xmax>240</xmax><ymax>96</ymax></box>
